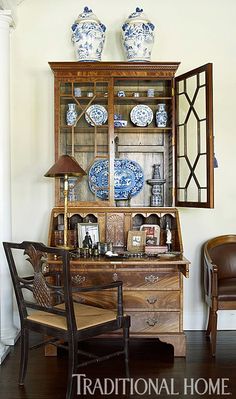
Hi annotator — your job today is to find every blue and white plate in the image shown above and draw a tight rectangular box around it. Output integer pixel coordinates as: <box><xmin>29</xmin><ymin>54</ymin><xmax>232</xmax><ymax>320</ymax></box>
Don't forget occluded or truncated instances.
<box><xmin>130</xmin><ymin>104</ymin><xmax>153</xmax><ymax>127</ymax></box>
<box><xmin>88</xmin><ymin>159</ymin><xmax>144</xmax><ymax>200</ymax></box>
<box><xmin>85</xmin><ymin>104</ymin><xmax>108</xmax><ymax>126</ymax></box>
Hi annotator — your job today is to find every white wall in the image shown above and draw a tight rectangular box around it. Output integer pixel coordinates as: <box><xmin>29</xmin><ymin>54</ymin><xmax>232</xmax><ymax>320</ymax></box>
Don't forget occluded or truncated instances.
<box><xmin>10</xmin><ymin>0</ymin><xmax>236</xmax><ymax>329</ymax></box>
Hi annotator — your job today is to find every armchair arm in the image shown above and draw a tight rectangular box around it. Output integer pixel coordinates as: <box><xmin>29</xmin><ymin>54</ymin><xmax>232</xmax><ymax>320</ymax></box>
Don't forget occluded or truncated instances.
<box><xmin>203</xmin><ymin>250</ymin><xmax>218</xmax><ymax>301</ymax></box>
<box><xmin>72</xmin><ymin>281</ymin><xmax>124</xmax><ymax>318</ymax></box>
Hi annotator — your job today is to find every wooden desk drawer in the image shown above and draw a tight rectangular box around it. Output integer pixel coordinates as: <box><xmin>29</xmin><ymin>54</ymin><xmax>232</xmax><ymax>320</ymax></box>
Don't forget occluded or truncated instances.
<box><xmin>73</xmin><ymin>290</ymin><xmax>180</xmax><ymax>311</ymax></box>
<box><xmin>129</xmin><ymin>311</ymin><xmax>180</xmax><ymax>333</ymax></box>
<box><xmin>124</xmin><ymin>291</ymin><xmax>180</xmax><ymax>310</ymax></box>
<box><xmin>71</xmin><ymin>270</ymin><xmax>180</xmax><ymax>290</ymax></box>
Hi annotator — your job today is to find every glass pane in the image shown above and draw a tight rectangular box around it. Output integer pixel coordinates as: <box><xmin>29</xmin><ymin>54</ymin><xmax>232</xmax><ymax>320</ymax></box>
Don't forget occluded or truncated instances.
<box><xmin>201</xmin><ymin>189</ymin><xmax>207</xmax><ymax>202</ymax></box>
<box><xmin>177</xmin><ymin>188</ymin><xmax>185</xmax><ymax>202</ymax></box>
<box><xmin>178</xmin><ymin>125</ymin><xmax>185</xmax><ymax>157</ymax></box>
<box><xmin>178</xmin><ymin>157</ymin><xmax>189</xmax><ymax>187</ymax></box>
<box><xmin>200</xmin><ymin>121</ymin><xmax>206</xmax><ymax>153</ymax></box>
<box><xmin>194</xmin><ymin>86</ymin><xmax>206</xmax><ymax>121</ymax></box>
<box><xmin>186</xmin><ymin>75</ymin><xmax>197</xmax><ymax>102</ymax></box>
<box><xmin>199</xmin><ymin>72</ymin><xmax>205</xmax><ymax>86</ymax></box>
<box><xmin>178</xmin><ymin>93</ymin><xmax>189</xmax><ymax>125</ymax></box>
<box><xmin>195</xmin><ymin>154</ymin><xmax>207</xmax><ymax>187</ymax></box>
<box><xmin>187</xmin><ymin>178</ymin><xmax>199</xmax><ymax>202</ymax></box>
<box><xmin>186</xmin><ymin>112</ymin><xmax>198</xmax><ymax>165</ymax></box>
<box><xmin>177</xmin><ymin>80</ymin><xmax>184</xmax><ymax>94</ymax></box>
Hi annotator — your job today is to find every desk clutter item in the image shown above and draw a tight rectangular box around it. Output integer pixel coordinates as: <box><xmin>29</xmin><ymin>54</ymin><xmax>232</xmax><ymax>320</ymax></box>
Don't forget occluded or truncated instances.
<box><xmin>145</xmin><ymin>245</ymin><xmax>168</xmax><ymax>255</ymax></box>
<box><xmin>140</xmin><ymin>224</ymin><xmax>161</xmax><ymax>246</ymax></box>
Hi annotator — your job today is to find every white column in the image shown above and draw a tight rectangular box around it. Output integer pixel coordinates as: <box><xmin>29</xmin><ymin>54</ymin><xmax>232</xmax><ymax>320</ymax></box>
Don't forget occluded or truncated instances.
<box><xmin>0</xmin><ymin>10</ymin><xmax>19</xmax><ymax>363</ymax></box>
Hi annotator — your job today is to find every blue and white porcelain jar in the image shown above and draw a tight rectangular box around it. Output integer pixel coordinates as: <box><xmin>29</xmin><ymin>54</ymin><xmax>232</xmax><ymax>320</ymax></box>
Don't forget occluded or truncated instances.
<box><xmin>156</xmin><ymin>104</ymin><xmax>168</xmax><ymax>128</ymax></box>
<box><xmin>71</xmin><ymin>6</ymin><xmax>106</xmax><ymax>62</ymax></box>
<box><xmin>66</xmin><ymin>104</ymin><xmax>78</xmax><ymax>126</ymax></box>
<box><xmin>122</xmin><ymin>7</ymin><xmax>155</xmax><ymax>62</ymax></box>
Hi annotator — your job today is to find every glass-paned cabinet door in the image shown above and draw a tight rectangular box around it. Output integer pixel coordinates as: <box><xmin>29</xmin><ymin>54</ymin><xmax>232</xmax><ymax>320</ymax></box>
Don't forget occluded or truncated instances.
<box><xmin>175</xmin><ymin>63</ymin><xmax>214</xmax><ymax>208</ymax></box>
<box><xmin>57</xmin><ymin>79</ymin><xmax>111</xmax><ymax>205</ymax></box>
<box><xmin>113</xmin><ymin>78</ymin><xmax>174</xmax><ymax>207</ymax></box>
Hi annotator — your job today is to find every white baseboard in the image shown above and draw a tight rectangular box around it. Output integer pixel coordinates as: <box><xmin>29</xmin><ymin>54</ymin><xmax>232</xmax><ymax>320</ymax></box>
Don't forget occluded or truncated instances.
<box><xmin>184</xmin><ymin>310</ymin><xmax>236</xmax><ymax>330</ymax></box>
<box><xmin>0</xmin><ymin>343</ymin><xmax>10</xmax><ymax>364</ymax></box>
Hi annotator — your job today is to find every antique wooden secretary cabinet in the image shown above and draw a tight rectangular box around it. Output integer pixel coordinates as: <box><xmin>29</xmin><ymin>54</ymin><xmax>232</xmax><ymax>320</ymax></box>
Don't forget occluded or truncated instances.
<box><xmin>47</xmin><ymin>62</ymin><xmax>214</xmax><ymax>356</ymax></box>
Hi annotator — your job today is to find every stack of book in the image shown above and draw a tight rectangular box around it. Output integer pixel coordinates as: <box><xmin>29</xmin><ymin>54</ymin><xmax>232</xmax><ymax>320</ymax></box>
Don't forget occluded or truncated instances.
<box><xmin>145</xmin><ymin>245</ymin><xmax>168</xmax><ymax>255</ymax></box>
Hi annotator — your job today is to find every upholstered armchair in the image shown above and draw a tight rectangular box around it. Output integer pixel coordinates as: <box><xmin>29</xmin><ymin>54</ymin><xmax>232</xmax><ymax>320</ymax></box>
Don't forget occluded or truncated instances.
<box><xmin>203</xmin><ymin>235</ymin><xmax>236</xmax><ymax>356</ymax></box>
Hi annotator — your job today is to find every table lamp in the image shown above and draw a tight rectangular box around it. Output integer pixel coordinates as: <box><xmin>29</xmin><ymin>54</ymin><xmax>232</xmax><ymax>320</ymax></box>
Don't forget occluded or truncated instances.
<box><xmin>45</xmin><ymin>154</ymin><xmax>86</xmax><ymax>249</ymax></box>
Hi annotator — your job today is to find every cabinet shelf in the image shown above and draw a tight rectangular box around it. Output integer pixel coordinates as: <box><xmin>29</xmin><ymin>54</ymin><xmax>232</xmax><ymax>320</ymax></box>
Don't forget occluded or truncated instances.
<box><xmin>60</xmin><ymin>95</ymin><xmax>108</xmax><ymax>101</ymax></box>
<box><xmin>115</xmin><ymin>96</ymin><xmax>172</xmax><ymax>103</ymax></box>
<box><xmin>115</xmin><ymin>127</ymin><xmax>172</xmax><ymax>133</ymax></box>
<box><xmin>61</xmin><ymin>125</ymin><xmax>109</xmax><ymax>130</ymax></box>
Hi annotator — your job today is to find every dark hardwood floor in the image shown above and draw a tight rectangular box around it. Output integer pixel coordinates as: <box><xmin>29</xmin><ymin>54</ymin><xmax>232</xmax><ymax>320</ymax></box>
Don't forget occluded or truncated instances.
<box><xmin>0</xmin><ymin>331</ymin><xmax>236</xmax><ymax>398</ymax></box>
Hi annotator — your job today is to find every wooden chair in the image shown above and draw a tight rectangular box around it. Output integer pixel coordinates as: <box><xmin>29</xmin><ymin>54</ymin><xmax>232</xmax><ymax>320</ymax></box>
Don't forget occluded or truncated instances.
<box><xmin>3</xmin><ymin>241</ymin><xmax>130</xmax><ymax>399</ymax></box>
<box><xmin>203</xmin><ymin>235</ymin><xmax>236</xmax><ymax>356</ymax></box>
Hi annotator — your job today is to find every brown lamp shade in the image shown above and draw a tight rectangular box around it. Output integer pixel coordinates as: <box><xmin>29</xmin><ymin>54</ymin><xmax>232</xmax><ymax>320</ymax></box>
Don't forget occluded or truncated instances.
<box><xmin>44</xmin><ymin>155</ymin><xmax>86</xmax><ymax>178</ymax></box>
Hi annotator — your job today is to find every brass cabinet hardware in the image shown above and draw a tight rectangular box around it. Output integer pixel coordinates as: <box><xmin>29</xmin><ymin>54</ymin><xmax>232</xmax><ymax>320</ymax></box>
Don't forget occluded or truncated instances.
<box><xmin>146</xmin><ymin>317</ymin><xmax>158</xmax><ymax>327</ymax></box>
<box><xmin>146</xmin><ymin>296</ymin><xmax>158</xmax><ymax>304</ymax></box>
<box><xmin>71</xmin><ymin>274</ymin><xmax>86</xmax><ymax>285</ymax></box>
<box><xmin>145</xmin><ymin>275</ymin><xmax>159</xmax><ymax>284</ymax></box>
<box><xmin>112</xmin><ymin>272</ymin><xmax>118</xmax><ymax>281</ymax></box>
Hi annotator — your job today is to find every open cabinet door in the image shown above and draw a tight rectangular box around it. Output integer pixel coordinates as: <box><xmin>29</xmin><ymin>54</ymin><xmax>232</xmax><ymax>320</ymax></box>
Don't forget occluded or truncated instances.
<box><xmin>175</xmin><ymin>63</ymin><xmax>214</xmax><ymax>208</ymax></box>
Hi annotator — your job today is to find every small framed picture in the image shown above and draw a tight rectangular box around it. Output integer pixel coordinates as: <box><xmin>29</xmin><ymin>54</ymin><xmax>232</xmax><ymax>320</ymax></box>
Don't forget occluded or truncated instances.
<box><xmin>78</xmin><ymin>223</ymin><xmax>99</xmax><ymax>248</ymax></box>
<box><xmin>140</xmin><ymin>224</ymin><xmax>160</xmax><ymax>246</ymax></box>
<box><xmin>127</xmin><ymin>231</ymin><xmax>146</xmax><ymax>253</ymax></box>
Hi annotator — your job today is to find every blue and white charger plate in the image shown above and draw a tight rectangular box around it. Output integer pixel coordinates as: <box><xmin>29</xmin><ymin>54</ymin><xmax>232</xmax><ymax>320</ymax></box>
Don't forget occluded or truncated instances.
<box><xmin>85</xmin><ymin>104</ymin><xmax>108</xmax><ymax>126</ymax></box>
<box><xmin>88</xmin><ymin>159</ymin><xmax>144</xmax><ymax>200</ymax></box>
<box><xmin>130</xmin><ymin>104</ymin><xmax>153</xmax><ymax>127</ymax></box>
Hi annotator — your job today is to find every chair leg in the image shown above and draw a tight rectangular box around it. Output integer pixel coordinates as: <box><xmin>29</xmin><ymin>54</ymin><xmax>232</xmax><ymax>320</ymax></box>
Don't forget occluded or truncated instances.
<box><xmin>206</xmin><ymin>307</ymin><xmax>212</xmax><ymax>337</ymax></box>
<box><xmin>123</xmin><ymin>318</ymin><xmax>130</xmax><ymax>379</ymax></box>
<box><xmin>210</xmin><ymin>309</ymin><xmax>217</xmax><ymax>357</ymax></box>
<box><xmin>19</xmin><ymin>328</ymin><xmax>29</xmax><ymax>386</ymax></box>
<box><xmin>66</xmin><ymin>340</ymin><xmax>78</xmax><ymax>399</ymax></box>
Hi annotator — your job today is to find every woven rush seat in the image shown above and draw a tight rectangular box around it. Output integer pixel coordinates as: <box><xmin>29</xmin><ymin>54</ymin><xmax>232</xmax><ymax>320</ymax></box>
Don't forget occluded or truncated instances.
<box><xmin>28</xmin><ymin>303</ymin><xmax>117</xmax><ymax>330</ymax></box>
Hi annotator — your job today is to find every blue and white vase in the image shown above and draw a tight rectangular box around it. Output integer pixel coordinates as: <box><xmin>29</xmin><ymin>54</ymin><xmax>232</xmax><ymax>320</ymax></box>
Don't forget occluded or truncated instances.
<box><xmin>156</xmin><ymin>104</ymin><xmax>168</xmax><ymax>128</ymax></box>
<box><xmin>71</xmin><ymin>6</ymin><xmax>106</xmax><ymax>62</ymax></box>
<box><xmin>66</xmin><ymin>104</ymin><xmax>77</xmax><ymax>126</ymax></box>
<box><xmin>122</xmin><ymin>7</ymin><xmax>155</xmax><ymax>62</ymax></box>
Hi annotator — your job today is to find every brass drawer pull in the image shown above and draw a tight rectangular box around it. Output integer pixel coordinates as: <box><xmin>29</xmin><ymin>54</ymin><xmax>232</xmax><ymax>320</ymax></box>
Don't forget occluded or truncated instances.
<box><xmin>146</xmin><ymin>317</ymin><xmax>158</xmax><ymax>327</ymax></box>
<box><xmin>146</xmin><ymin>296</ymin><xmax>158</xmax><ymax>304</ymax></box>
<box><xmin>145</xmin><ymin>275</ymin><xmax>159</xmax><ymax>284</ymax></box>
<box><xmin>112</xmin><ymin>272</ymin><xmax>118</xmax><ymax>282</ymax></box>
<box><xmin>71</xmin><ymin>274</ymin><xmax>86</xmax><ymax>285</ymax></box>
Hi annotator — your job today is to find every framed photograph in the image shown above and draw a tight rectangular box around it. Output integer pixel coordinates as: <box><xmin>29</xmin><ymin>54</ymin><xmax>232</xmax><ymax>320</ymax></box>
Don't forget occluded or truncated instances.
<box><xmin>78</xmin><ymin>223</ymin><xmax>99</xmax><ymax>248</ymax></box>
<box><xmin>127</xmin><ymin>230</ymin><xmax>146</xmax><ymax>253</ymax></box>
<box><xmin>140</xmin><ymin>224</ymin><xmax>160</xmax><ymax>246</ymax></box>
